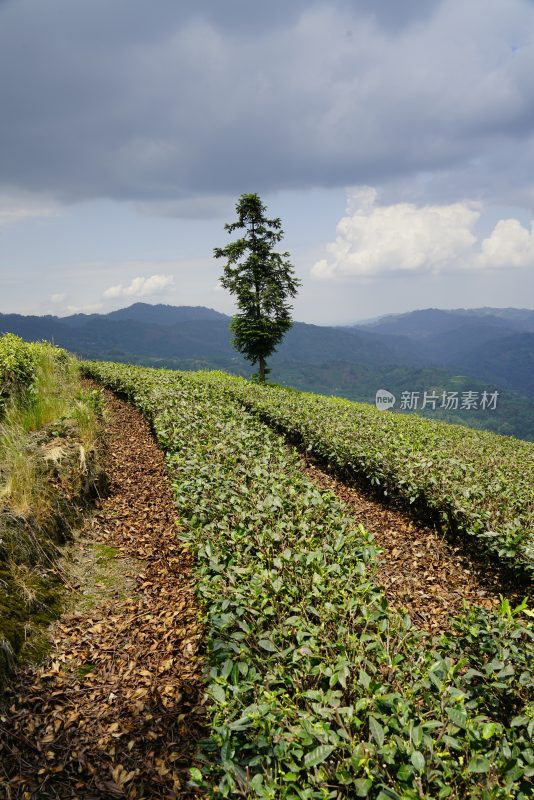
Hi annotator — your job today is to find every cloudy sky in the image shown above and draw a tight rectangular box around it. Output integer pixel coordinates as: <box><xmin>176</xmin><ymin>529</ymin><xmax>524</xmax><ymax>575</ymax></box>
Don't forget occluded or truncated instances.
<box><xmin>1</xmin><ymin>0</ymin><xmax>533</xmax><ymax>324</ymax></box>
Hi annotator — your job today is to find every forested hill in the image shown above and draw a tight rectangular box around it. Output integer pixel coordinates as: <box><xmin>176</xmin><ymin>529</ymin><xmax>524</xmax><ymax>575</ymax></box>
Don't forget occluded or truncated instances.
<box><xmin>0</xmin><ymin>303</ymin><xmax>419</xmax><ymax>371</ymax></box>
<box><xmin>1</xmin><ymin>303</ymin><xmax>533</xmax><ymax>440</ymax></box>
<box><xmin>352</xmin><ymin>307</ymin><xmax>534</xmax><ymax>398</ymax></box>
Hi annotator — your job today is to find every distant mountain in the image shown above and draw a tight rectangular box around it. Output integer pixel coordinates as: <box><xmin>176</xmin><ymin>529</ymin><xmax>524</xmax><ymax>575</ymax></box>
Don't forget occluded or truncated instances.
<box><xmin>354</xmin><ymin>307</ymin><xmax>534</xmax><ymax>338</ymax></box>
<box><xmin>414</xmin><ymin>318</ymin><xmax>522</xmax><ymax>363</ymax></box>
<box><xmin>458</xmin><ymin>332</ymin><xmax>534</xmax><ymax>398</ymax></box>
<box><xmin>355</xmin><ymin>308</ymin><xmax>473</xmax><ymax>338</ymax></box>
<box><xmin>62</xmin><ymin>302</ymin><xmax>228</xmax><ymax>327</ymax></box>
<box><xmin>351</xmin><ymin>307</ymin><xmax>534</xmax><ymax>399</ymax></box>
<box><xmin>1</xmin><ymin>303</ymin><xmax>533</xmax><ymax>441</ymax></box>
<box><xmin>0</xmin><ymin>304</ymin><xmax>415</xmax><ymax>372</ymax></box>
<box><xmin>450</xmin><ymin>307</ymin><xmax>534</xmax><ymax>330</ymax></box>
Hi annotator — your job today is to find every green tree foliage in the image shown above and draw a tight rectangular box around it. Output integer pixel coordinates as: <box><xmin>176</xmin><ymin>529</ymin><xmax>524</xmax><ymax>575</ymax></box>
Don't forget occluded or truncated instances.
<box><xmin>214</xmin><ymin>193</ymin><xmax>300</xmax><ymax>382</ymax></box>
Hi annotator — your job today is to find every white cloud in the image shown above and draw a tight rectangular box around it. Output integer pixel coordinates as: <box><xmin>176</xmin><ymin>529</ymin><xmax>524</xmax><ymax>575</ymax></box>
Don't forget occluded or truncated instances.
<box><xmin>50</xmin><ymin>292</ymin><xmax>66</xmax><ymax>304</ymax></box>
<box><xmin>64</xmin><ymin>302</ymin><xmax>104</xmax><ymax>315</ymax></box>
<box><xmin>312</xmin><ymin>188</ymin><xmax>480</xmax><ymax>278</ymax></box>
<box><xmin>313</xmin><ymin>187</ymin><xmax>534</xmax><ymax>278</ymax></box>
<box><xmin>103</xmin><ymin>274</ymin><xmax>174</xmax><ymax>299</ymax></box>
<box><xmin>0</xmin><ymin>192</ymin><xmax>58</xmax><ymax>227</ymax></box>
<box><xmin>476</xmin><ymin>218</ymin><xmax>534</xmax><ymax>269</ymax></box>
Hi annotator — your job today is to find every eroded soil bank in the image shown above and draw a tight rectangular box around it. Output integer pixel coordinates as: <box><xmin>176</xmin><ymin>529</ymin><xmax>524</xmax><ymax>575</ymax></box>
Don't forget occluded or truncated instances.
<box><xmin>0</xmin><ymin>413</ymin><xmax>107</xmax><ymax>689</ymax></box>
<box><xmin>0</xmin><ymin>390</ymin><xmax>205</xmax><ymax>799</ymax></box>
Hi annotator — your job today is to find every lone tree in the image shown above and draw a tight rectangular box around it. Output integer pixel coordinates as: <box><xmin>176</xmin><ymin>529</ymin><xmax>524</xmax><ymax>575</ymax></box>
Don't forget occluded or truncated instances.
<box><xmin>214</xmin><ymin>193</ymin><xmax>300</xmax><ymax>382</ymax></box>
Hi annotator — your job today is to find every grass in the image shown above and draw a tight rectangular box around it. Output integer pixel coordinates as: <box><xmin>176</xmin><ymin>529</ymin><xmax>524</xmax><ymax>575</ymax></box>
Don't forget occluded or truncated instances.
<box><xmin>95</xmin><ymin>544</ymin><xmax>119</xmax><ymax>560</ymax></box>
<box><xmin>0</xmin><ymin>344</ymin><xmax>101</xmax><ymax>520</ymax></box>
<box><xmin>0</xmin><ymin>337</ymin><xmax>106</xmax><ymax>688</ymax></box>
<box><xmin>64</xmin><ymin>539</ymin><xmax>138</xmax><ymax>613</ymax></box>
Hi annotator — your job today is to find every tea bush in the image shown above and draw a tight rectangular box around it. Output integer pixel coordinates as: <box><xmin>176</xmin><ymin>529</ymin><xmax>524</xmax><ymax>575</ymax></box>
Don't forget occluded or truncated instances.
<box><xmin>0</xmin><ymin>334</ymin><xmax>36</xmax><ymax>413</ymax></box>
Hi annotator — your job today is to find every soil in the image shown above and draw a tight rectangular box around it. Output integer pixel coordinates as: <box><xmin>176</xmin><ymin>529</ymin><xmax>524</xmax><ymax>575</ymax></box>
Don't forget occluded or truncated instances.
<box><xmin>0</xmin><ymin>390</ymin><xmax>205</xmax><ymax>799</ymax></box>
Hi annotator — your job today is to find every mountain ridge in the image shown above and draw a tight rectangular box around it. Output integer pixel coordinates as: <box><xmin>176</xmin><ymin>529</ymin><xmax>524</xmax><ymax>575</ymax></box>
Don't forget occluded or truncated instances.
<box><xmin>1</xmin><ymin>303</ymin><xmax>533</xmax><ymax>440</ymax></box>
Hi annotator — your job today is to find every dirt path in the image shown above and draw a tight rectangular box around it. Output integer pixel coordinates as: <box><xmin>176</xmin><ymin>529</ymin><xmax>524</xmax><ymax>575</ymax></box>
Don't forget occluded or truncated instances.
<box><xmin>0</xmin><ymin>391</ymin><xmax>205</xmax><ymax>799</ymax></box>
<box><xmin>303</xmin><ymin>459</ymin><xmax>524</xmax><ymax>634</ymax></box>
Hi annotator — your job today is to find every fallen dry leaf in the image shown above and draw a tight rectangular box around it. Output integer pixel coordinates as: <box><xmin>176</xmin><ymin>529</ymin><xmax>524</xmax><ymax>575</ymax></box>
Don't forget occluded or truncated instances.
<box><xmin>0</xmin><ymin>388</ymin><xmax>206</xmax><ymax>798</ymax></box>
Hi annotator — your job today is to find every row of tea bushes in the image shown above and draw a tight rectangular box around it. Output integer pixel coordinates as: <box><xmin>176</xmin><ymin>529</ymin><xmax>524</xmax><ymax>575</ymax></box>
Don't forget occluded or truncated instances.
<box><xmin>191</xmin><ymin>372</ymin><xmax>534</xmax><ymax>579</ymax></box>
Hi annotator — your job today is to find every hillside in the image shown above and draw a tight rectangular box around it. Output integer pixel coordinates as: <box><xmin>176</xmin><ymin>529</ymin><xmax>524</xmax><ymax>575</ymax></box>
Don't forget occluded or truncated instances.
<box><xmin>355</xmin><ymin>307</ymin><xmax>534</xmax><ymax>337</ymax></box>
<box><xmin>80</xmin><ymin>359</ymin><xmax>533</xmax><ymax>799</ymax></box>
<box><xmin>1</xmin><ymin>303</ymin><xmax>533</xmax><ymax>440</ymax></box>
<box><xmin>0</xmin><ymin>304</ymin><xmax>410</xmax><ymax>371</ymax></box>
<box><xmin>353</xmin><ymin>307</ymin><xmax>534</xmax><ymax>398</ymax></box>
<box><xmin>2</xmin><ymin>349</ymin><xmax>532</xmax><ymax>797</ymax></box>
<box><xmin>0</xmin><ymin>336</ymin><xmax>105</xmax><ymax>689</ymax></box>
<box><xmin>62</xmin><ymin>302</ymin><xmax>228</xmax><ymax>327</ymax></box>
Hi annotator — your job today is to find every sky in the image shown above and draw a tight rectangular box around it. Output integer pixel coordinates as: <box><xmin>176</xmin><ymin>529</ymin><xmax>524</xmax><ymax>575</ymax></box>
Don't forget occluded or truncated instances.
<box><xmin>1</xmin><ymin>0</ymin><xmax>534</xmax><ymax>325</ymax></box>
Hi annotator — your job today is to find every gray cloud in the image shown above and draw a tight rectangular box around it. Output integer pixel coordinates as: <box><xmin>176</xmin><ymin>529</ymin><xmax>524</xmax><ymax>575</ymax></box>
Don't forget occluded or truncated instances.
<box><xmin>1</xmin><ymin>0</ymin><xmax>534</xmax><ymax>213</ymax></box>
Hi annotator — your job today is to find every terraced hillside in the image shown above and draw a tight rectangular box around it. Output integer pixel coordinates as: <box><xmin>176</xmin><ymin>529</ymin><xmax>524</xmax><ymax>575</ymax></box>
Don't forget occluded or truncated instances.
<box><xmin>83</xmin><ymin>361</ymin><xmax>533</xmax><ymax>800</ymax></box>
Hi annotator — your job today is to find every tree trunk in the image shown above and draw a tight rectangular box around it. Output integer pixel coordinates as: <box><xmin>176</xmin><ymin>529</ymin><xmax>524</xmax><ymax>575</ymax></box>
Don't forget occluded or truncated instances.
<box><xmin>259</xmin><ymin>356</ymin><xmax>266</xmax><ymax>383</ymax></box>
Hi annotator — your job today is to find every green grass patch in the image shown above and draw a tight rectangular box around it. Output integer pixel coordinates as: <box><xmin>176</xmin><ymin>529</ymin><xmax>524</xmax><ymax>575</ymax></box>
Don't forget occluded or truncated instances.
<box><xmin>94</xmin><ymin>544</ymin><xmax>119</xmax><ymax>560</ymax></box>
<box><xmin>0</xmin><ymin>337</ymin><xmax>105</xmax><ymax>691</ymax></box>
<box><xmin>77</xmin><ymin>662</ymin><xmax>96</xmax><ymax>677</ymax></box>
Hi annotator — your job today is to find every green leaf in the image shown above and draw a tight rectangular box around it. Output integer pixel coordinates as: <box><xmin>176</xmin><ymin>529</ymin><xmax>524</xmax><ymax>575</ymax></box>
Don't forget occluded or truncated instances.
<box><xmin>250</xmin><ymin>773</ymin><xmax>264</xmax><ymax>792</ymax></box>
<box><xmin>221</xmin><ymin>659</ymin><xmax>234</xmax><ymax>679</ymax></box>
<box><xmin>511</xmin><ymin>715</ymin><xmax>528</xmax><ymax>727</ymax></box>
<box><xmin>482</xmin><ymin>722</ymin><xmax>498</xmax><ymax>739</ymax></box>
<box><xmin>445</xmin><ymin>707</ymin><xmax>467</xmax><ymax>729</ymax></box>
<box><xmin>467</xmin><ymin>756</ymin><xmax>491</xmax><ymax>773</ymax></box>
<box><xmin>354</xmin><ymin>778</ymin><xmax>373</xmax><ymax>796</ymax></box>
<box><xmin>229</xmin><ymin>716</ymin><xmax>253</xmax><ymax>731</ymax></box>
<box><xmin>412</xmin><ymin>725</ymin><xmax>423</xmax><ymax>747</ymax></box>
<box><xmin>209</xmin><ymin>684</ymin><xmax>226</xmax><ymax>703</ymax></box>
<box><xmin>258</xmin><ymin>638</ymin><xmax>277</xmax><ymax>652</ymax></box>
<box><xmin>442</xmin><ymin>735</ymin><xmax>462</xmax><ymax>750</ymax></box>
<box><xmin>369</xmin><ymin>716</ymin><xmax>385</xmax><ymax>746</ymax></box>
<box><xmin>397</xmin><ymin>764</ymin><xmax>414</xmax><ymax>781</ymax></box>
<box><xmin>303</xmin><ymin>744</ymin><xmax>335</xmax><ymax>768</ymax></box>
<box><xmin>411</xmin><ymin>751</ymin><xmax>425</xmax><ymax>773</ymax></box>
<box><xmin>189</xmin><ymin>767</ymin><xmax>203</xmax><ymax>783</ymax></box>
<box><xmin>358</xmin><ymin>669</ymin><xmax>371</xmax><ymax>690</ymax></box>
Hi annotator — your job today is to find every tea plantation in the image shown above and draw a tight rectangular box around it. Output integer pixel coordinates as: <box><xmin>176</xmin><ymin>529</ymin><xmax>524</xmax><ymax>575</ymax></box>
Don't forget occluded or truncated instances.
<box><xmin>84</xmin><ymin>361</ymin><xmax>533</xmax><ymax>800</ymax></box>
